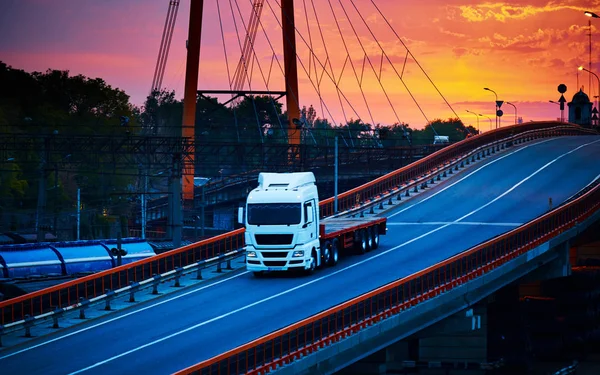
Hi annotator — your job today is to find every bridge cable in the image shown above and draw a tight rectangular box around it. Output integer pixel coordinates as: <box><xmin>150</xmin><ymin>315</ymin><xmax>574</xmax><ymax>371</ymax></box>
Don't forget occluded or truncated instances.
<box><xmin>216</xmin><ymin>0</ymin><xmax>242</xmax><ymax>143</ymax></box>
<box><xmin>267</xmin><ymin>0</ymin><xmax>365</xmax><ymax>127</ymax></box>
<box><xmin>256</xmin><ymin>0</ymin><xmax>344</xmax><ymax>128</ymax></box>
<box><xmin>232</xmin><ymin>0</ymin><xmax>287</xmax><ymax>138</ymax></box>
<box><xmin>309</xmin><ymin>0</ymin><xmax>336</xmax><ymax>119</ymax></box>
<box><xmin>347</xmin><ymin>0</ymin><xmax>434</xmax><ymax>136</ymax></box>
<box><xmin>151</xmin><ymin>0</ymin><xmax>180</xmax><ymax>93</ymax></box>
<box><xmin>325</xmin><ymin>0</ymin><xmax>376</xmax><ymax>130</ymax></box>
<box><xmin>335</xmin><ymin>0</ymin><xmax>419</xmax><ymax>141</ymax></box>
<box><xmin>228</xmin><ymin>0</ymin><xmax>264</xmax><ymax>143</ymax></box>
<box><xmin>232</xmin><ymin>0</ymin><xmax>265</xmax><ymax>92</ymax></box>
<box><xmin>366</xmin><ymin>0</ymin><xmax>467</xmax><ymax>133</ymax></box>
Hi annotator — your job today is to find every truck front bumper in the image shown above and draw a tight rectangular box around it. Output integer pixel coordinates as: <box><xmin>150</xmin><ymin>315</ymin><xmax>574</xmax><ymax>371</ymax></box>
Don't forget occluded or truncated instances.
<box><xmin>246</xmin><ymin>252</ymin><xmax>311</xmax><ymax>272</ymax></box>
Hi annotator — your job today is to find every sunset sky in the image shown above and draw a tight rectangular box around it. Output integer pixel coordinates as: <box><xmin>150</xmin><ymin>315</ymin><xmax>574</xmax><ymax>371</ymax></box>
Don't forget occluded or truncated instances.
<box><xmin>1</xmin><ymin>0</ymin><xmax>599</xmax><ymax>130</ymax></box>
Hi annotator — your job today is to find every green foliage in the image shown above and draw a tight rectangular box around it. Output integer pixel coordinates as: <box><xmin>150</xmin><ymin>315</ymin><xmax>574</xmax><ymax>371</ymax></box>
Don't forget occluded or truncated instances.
<box><xmin>0</xmin><ymin>61</ymin><xmax>139</xmax><ymax>233</ymax></box>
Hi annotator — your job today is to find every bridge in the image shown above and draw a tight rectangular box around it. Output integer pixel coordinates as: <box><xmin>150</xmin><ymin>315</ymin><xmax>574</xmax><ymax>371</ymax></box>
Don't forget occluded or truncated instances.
<box><xmin>2</xmin><ymin>1</ymin><xmax>600</xmax><ymax>374</ymax></box>
<box><xmin>0</xmin><ymin>123</ymin><xmax>599</xmax><ymax>375</ymax></box>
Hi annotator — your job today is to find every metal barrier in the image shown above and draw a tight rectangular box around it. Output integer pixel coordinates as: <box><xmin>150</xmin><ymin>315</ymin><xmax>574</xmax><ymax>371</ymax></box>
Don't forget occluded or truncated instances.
<box><xmin>319</xmin><ymin>122</ymin><xmax>598</xmax><ymax>217</ymax></box>
<box><xmin>0</xmin><ymin>229</ymin><xmax>244</xmax><ymax>326</ymax></box>
<box><xmin>174</xmin><ymin>145</ymin><xmax>600</xmax><ymax>375</ymax></box>
<box><xmin>0</xmin><ymin>122</ymin><xmax>595</xmax><ymax>331</ymax></box>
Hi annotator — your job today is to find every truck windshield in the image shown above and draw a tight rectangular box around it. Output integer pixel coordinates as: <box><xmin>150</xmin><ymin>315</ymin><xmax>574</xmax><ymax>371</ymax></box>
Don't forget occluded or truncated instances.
<box><xmin>247</xmin><ymin>203</ymin><xmax>301</xmax><ymax>225</ymax></box>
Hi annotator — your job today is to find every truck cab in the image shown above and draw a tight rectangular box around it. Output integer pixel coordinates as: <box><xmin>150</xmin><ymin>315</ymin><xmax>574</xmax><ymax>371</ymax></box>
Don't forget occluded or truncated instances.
<box><xmin>240</xmin><ymin>172</ymin><xmax>321</xmax><ymax>274</ymax></box>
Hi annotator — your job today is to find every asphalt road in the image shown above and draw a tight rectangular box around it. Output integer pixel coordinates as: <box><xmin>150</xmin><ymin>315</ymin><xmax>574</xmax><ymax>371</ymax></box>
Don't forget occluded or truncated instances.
<box><xmin>1</xmin><ymin>135</ymin><xmax>599</xmax><ymax>375</ymax></box>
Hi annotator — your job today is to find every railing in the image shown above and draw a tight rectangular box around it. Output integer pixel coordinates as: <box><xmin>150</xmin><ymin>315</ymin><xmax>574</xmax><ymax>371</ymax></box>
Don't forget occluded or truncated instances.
<box><xmin>175</xmin><ymin>147</ymin><xmax>600</xmax><ymax>375</ymax></box>
<box><xmin>0</xmin><ymin>229</ymin><xmax>244</xmax><ymax>326</ymax></box>
<box><xmin>0</xmin><ymin>122</ymin><xmax>595</xmax><ymax>328</ymax></box>
<box><xmin>319</xmin><ymin>122</ymin><xmax>598</xmax><ymax>217</ymax></box>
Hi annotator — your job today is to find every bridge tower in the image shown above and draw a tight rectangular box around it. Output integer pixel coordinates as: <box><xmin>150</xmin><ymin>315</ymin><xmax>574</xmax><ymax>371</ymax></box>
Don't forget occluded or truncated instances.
<box><xmin>176</xmin><ymin>0</ymin><xmax>301</xmax><ymax>245</ymax></box>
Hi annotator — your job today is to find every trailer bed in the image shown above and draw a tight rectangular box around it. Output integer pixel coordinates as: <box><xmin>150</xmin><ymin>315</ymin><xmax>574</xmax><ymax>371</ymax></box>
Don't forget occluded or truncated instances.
<box><xmin>319</xmin><ymin>216</ymin><xmax>387</xmax><ymax>239</ymax></box>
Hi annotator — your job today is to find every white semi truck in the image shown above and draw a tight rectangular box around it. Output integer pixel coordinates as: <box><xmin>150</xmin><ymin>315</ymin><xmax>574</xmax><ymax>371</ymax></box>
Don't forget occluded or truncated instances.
<box><xmin>238</xmin><ymin>172</ymin><xmax>387</xmax><ymax>276</ymax></box>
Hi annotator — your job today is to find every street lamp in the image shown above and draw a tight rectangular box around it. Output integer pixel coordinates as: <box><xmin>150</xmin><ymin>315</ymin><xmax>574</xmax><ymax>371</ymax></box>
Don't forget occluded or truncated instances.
<box><xmin>481</xmin><ymin>114</ymin><xmax>493</xmax><ymax>131</ymax></box>
<box><xmin>484</xmin><ymin>87</ymin><xmax>499</xmax><ymax>129</ymax></box>
<box><xmin>579</xmin><ymin>66</ymin><xmax>600</xmax><ymax>120</ymax></box>
<box><xmin>549</xmin><ymin>101</ymin><xmax>563</xmax><ymax>121</ymax></box>
<box><xmin>505</xmin><ymin>102</ymin><xmax>518</xmax><ymax>124</ymax></box>
<box><xmin>193</xmin><ymin>177</ymin><xmax>211</xmax><ymax>239</ymax></box>
<box><xmin>465</xmin><ymin>110</ymin><xmax>481</xmax><ymax>134</ymax></box>
<box><xmin>584</xmin><ymin>11</ymin><xmax>598</xmax><ymax>96</ymax></box>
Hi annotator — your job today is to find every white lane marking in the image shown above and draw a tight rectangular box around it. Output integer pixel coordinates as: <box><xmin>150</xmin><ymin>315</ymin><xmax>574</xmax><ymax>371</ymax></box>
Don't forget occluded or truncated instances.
<box><xmin>387</xmin><ymin>222</ymin><xmax>522</xmax><ymax>226</ymax></box>
<box><xmin>0</xmin><ymin>271</ymin><xmax>249</xmax><ymax>360</ymax></box>
<box><xmin>388</xmin><ymin>138</ymin><xmax>556</xmax><ymax>219</ymax></box>
<box><xmin>65</xmin><ymin>137</ymin><xmax>600</xmax><ymax>374</ymax></box>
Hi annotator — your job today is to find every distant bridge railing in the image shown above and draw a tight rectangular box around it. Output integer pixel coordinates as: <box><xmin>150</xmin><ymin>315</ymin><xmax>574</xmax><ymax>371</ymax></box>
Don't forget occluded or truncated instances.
<box><xmin>0</xmin><ymin>121</ymin><xmax>595</xmax><ymax>329</ymax></box>
<box><xmin>174</xmin><ymin>128</ymin><xmax>600</xmax><ymax>375</ymax></box>
<box><xmin>319</xmin><ymin>121</ymin><xmax>599</xmax><ymax>217</ymax></box>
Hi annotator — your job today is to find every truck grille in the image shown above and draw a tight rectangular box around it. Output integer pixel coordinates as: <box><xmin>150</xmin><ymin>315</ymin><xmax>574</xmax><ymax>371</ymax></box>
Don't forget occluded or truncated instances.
<box><xmin>261</xmin><ymin>251</ymin><xmax>288</xmax><ymax>258</ymax></box>
<box><xmin>263</xmin><ymin>261</ymin><xmax>287</xmax><ymax>267</ymax></box>
<box><xmin>255</xmin><ymin>234</ymin><xmax>293</xmax><ymax>245</ymax></box>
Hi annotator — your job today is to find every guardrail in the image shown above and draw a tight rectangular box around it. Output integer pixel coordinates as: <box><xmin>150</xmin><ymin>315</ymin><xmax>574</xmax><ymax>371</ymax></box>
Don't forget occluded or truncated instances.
<box><xmin>0</xmin><ymin>122</ymin><xmax>595</xmax><ymax>332</ymax></box>
<box><xmin>319</xmin><ymin>122</ymin><xmax>598</xmax><ymax>217</ymax></box>
<box><xmin>0</xmin><ymin>229</ymin><xmax>244</xmax><ymax>327</ymax></box>
<box><xmin>175</xmin><ymin>140</ymin><xmax>600</xmax><ymax>375</ymax></box>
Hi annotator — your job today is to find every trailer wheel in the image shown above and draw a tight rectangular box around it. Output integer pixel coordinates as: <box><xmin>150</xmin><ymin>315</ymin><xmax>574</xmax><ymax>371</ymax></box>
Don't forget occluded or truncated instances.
<box><xmin>366</xmin><ymin>227</ymin><xmax>374</xmax><ymax>251</ymax></box>
<box><xmin>322</xmin><ymin>240</ymin><xmax>332</xmax><ymax>267</ymax></box>
<box><xmin>328</xmin><ymin>238</ymin><xmax>339</xmax><ymax>266</ymax></box>
<box><xmin>371</xmin><ymin>225</ymin><xmax>380</xmax><ymax>250</ymax></box>
<box><xmin>355</xmin><ymin>229</ymin><xmax>367</xmax><ymax>254</ymax></box>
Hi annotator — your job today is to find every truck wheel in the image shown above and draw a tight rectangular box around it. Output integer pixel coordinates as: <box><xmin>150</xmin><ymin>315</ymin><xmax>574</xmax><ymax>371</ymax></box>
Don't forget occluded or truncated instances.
<box><xmin>371</xmin><ymin>225</ymin><xmax>380</xmax><ymax>250</ymax></box>
<box><xmin>328</xmin><ymin>238</ymin><xmax>339</xmax><ymax>266</ymax></box>
<box><xmin>306</xmin><ymin>250</ymin><xmax>317</xmax><ymax>274</ymax></box>
<box><xmin>322</xmin><ymin>240</ymin><xmax>332</xmax><ymax>267</ymax></box>
<box><xmin>366</xmin><ymin>227</ymin><xmax>373</xmax><ymax>251</ymax></box>
<box><xmin>355</xmin><ymin>229</ymin><xmax>367</xmax><ymax>254</ymax></box>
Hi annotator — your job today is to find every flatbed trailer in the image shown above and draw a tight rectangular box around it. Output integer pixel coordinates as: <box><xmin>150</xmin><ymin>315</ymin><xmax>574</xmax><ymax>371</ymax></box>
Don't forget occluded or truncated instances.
<box><xmin>319</xmin><ymin>216</ymin><xmax>387</xmax><ymax>256</ymax></box>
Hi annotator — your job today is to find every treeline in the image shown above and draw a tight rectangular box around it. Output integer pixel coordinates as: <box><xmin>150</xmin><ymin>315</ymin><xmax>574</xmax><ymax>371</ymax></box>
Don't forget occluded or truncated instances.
<box><xmin>0</xmin><ymin>62</ymin><xmax>474</xmax><ymax>237</ymax></box>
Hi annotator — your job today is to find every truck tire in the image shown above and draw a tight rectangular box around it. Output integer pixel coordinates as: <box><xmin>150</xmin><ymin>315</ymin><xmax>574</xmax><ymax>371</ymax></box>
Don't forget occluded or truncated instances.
<box><xmin>322</xmin><ymin>240</ymin><xmax>332</xmax><ymax>267</ymax></box>
<box><xmin>366</xmin><ymin>227</ymin><xmax>374</xmax><ymax>251</ymax></box>
<box><xmin>306</xmin><ymin>249</ymin><xmax>317</xmax><ymax>274</ymax></box>
<box><xmin>371</xmin><ymin>225</ymin><xmax>380</xmax><ymax>250</ymax></box>
<box><xmin>328</xmin><ymin>238</ymin><xmax>339</xmax><ymax>266</ymax></box>
<box><xmin>356</xmin><ymin>229</ymin><xmax>367</xmax><ymax>254</ymax></box>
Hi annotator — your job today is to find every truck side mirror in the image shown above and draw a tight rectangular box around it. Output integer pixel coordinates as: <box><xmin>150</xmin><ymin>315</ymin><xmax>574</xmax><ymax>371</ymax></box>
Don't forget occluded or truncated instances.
<box><xmin>238</xmin><ymin>207</ymin><xmax>244</xmax><ymax>224</ymax></box>
<box><xmin>306</xmin><ymin>207</ymin><xmax>313</xmax><ymax>224</ymax></box>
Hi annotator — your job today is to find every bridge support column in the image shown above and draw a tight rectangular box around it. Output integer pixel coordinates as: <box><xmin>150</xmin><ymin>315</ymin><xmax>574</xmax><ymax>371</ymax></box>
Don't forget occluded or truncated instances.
<box><xmin>411</xmin><ymin>304</ymin><xmax>488</xmax><ymax>375</ymax></box>
<box><xmin>339</xmin><ymin>305</ymin><xmax>488</xmax><ymax>375</ymax></box>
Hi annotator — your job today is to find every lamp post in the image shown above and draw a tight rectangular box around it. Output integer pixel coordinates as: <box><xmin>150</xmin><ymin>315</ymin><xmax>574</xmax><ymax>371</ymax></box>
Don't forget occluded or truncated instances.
<box><xmin>579</xmin><ymin>66</ymin><xmax>600</xmax><ymax>124</ymax></box>
<box><xmin>505</xmin><ymin>102</ymin><xmax>518</xmax><ymax>124</ymax></box>
<box><xmin>484</xmin><ymin>87</ymin><xmax>499</xmax><ymax>129</ymax></box>
<box><xmin>481</xmin><ymin>114</ymin><xmax>493</xmax><ymax>131</ymax></box>
<box><xmin>549</xmin><ymin>100</ymin><xmax>562</xmax><ymax>121</ymax></box>
<box><xmin>193</xmin><ymin>177</ymin><xmax>211</xmax><ymax>239</ymax></box>
<box><xmin>465</xmin><ymin>110</ymin><xmax>480</xmax><ymax>134</ymax></box>
<box><xmin>584</xmin><ymin>11</ymin><xmax>598</xmax><ymax>97</ymax></box>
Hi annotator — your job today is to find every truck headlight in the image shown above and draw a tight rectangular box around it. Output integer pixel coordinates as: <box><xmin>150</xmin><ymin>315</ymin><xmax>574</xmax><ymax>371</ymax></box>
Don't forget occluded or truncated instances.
<box><xmin>247</xmin><ymin>251</ymin><xmax>257</xmax><ymax>257</ymax></box>
<box><xmin>292</xmin><ymin>251</ymin><xmax>304</xmax><ymax>257</ymax></box>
